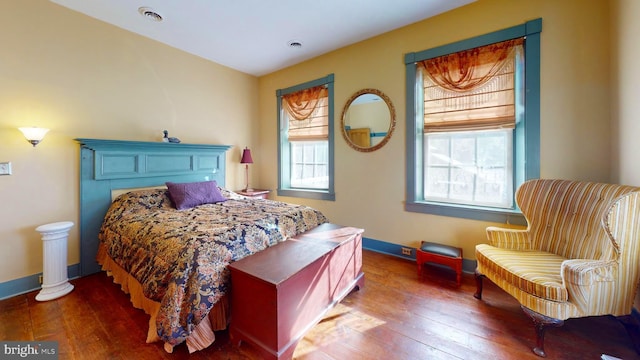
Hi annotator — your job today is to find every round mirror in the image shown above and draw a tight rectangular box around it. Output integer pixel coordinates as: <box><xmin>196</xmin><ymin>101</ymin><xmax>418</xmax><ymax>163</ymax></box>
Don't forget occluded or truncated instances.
<box><xmin>341</xmin><ymin>88</ymin><xmax>396</xmax><ymax>152</ymax></box>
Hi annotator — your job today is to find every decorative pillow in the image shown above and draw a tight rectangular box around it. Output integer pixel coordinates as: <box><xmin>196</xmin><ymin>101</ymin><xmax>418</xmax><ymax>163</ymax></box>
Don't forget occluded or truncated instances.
<box><xmin>165</xmin><ymin>180</ymin><xmax>227</xmax><ymax>210</ymax></box>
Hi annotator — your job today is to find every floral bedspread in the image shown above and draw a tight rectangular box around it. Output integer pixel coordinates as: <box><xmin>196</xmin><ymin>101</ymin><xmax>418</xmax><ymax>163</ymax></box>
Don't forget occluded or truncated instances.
<box><xmin>98</xmin><ymin>188</ymin><xmax>328</xmax><ymax>346</ymax></box>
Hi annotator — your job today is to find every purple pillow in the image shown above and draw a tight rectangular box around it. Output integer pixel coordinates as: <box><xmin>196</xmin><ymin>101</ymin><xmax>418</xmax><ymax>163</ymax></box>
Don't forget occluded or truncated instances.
<box><xmin>165</xmin><ymin>180</ymin><xmax>227</xmax><ymax>210</ymax></box>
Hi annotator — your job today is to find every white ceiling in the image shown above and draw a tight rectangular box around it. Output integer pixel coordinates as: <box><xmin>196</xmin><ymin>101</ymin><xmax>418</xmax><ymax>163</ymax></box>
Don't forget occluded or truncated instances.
<box><xmin>49</xmin><ymin>0</ymin><xmax>475</xmax><ymax>76</ymax></box>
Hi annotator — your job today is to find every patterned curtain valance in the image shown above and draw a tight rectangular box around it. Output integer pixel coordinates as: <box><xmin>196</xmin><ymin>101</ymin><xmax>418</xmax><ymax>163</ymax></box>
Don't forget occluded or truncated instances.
<box><xmin>283</xmin><ymin>86</ymin><xmax>329</xmax><ymax>141</ymax></box>
<box><xmin>419</xmin><ymin>38</ymin><xmax>524</xmax><ymax>133</ymax></box>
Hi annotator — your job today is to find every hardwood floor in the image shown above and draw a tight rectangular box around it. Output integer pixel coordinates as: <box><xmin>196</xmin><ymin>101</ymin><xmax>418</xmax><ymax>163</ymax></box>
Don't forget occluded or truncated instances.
<box><xmin>1</xmin><ymin>250</ymin><xmax>637</xmax><ymax>359</ymax></box>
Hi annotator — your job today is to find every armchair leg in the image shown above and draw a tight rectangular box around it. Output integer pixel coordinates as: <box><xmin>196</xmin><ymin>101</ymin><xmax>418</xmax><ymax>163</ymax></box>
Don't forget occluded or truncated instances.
<box><xmin>521</xmin><ymin>306</ymin><xmax>564</xmax><ymax>357</ymax></box>
<box><xmin>473</xmin><ymin>269</ymin><xmax>484</xmax><ymax>299</ymax></box>
<box><xmin>617</xmin><ymin>314</ymin><xmax>640</xmax><ymax>355</ymax></box>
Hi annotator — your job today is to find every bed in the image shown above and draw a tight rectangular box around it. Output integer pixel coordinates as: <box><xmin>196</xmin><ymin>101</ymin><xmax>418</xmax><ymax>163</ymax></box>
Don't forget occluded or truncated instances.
<box><xmin>76</xmin><ymin>139</ymin><xmax>364</xmax><ymax>355</ymax></box>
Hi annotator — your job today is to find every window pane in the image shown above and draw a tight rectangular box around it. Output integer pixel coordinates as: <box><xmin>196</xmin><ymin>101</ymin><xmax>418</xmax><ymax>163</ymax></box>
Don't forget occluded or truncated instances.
<box><xmin>425</xmin><ymin>167</ymin><xmax>450</xmax><ymax>198</ymax></box>
<box><xmin>303</xmin><ymin>145</ymin><xmax>315</xmax><ymax>162</ymax></box>
<box><xmin>451</xmin><ymin>136</ymin><xmax>475</xmax><ymax>165</ymax></box>
<box><xmin>292</xmin><ymin>143</ymin><xmax>303</xmax><ymax>162</ymax></box>
<box><xmin>316</xmin><ymin>147</ymin><xmax>328</xmax><ymax>163</ymax></box>
<box><xmin>303</xmin><ymin>164</ymin><xmax>314</xmax><ymax>177</ymax></box>
<box><xmin>292</xmin><ymin>163</ymin><xmax>303</xmax><ymax>179</ymax></box>
<box><xmin>316</xmin><ymin>164</ymin><xmax>327</xmax><ymax>177</ymax></box>
<box><xmin>478</xmin><ymin>134</ymin><xmax>506</xmax><ymax>167</ymax></box>
<box><xmin>427</xmin><ymin>137</ymin><xmax>450</xmax><ymax>166</ymax></box>
<box><xmin>450</xmin><ymin>167</ymin><xmax>474</xmax><ymax>201</ymax></box>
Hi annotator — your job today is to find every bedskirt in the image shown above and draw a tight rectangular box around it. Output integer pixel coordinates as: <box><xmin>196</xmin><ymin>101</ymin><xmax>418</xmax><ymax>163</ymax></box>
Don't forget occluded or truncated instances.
<box><xmin>97</xmin><ymin>243</ymin><xmax>224</xmax><ymax>353</ymax></box>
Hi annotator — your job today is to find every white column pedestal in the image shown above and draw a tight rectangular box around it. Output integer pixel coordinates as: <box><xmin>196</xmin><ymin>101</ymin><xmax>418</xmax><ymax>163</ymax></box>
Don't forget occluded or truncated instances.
<box><xmin>35</xmin><ymin>221</ymin><xmax>74</xmax><ymax>301</ymax></box>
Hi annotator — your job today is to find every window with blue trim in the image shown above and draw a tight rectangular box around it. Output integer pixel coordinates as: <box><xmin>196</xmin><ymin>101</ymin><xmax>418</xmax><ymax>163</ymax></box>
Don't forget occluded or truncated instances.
<box><xmin>277</xmin><ymin>74</ymin><xmax>335</xmax><ymax>201</ymax></box>
<box><xmin>405</xmin><ymin>20</ymin><xmax>541</xmax><ymax>223</ymax></box>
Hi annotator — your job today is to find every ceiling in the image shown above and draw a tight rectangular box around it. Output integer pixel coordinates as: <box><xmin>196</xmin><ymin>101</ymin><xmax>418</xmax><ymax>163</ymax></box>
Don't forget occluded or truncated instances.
<box><xmin>50</xmin><ymin>0</ymin><xmax>475</xmax><ymax>76</ymax></box>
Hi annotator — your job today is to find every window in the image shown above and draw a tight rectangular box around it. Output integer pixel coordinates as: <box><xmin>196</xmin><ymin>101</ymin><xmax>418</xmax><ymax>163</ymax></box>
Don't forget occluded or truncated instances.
<box><xmin>277</xmin><ymin>74</ymin><xmax>335</xmax><ymax>200</ymax></box>
<box><xmin>405</xmin><ymin>19</ymin><xmax>542</xmax><ymax>223</ymax></box>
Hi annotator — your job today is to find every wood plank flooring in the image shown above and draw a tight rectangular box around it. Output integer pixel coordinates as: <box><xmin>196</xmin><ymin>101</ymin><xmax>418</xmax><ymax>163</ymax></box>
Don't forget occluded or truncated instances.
<box><xmin>1</xmin><ymin>250</ymin><xmax>638</xmax><ymax>359</ymax></box>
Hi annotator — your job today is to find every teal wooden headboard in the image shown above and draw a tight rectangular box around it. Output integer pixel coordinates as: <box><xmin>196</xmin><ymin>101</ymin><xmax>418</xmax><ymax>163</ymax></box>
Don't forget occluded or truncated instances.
<box><xmin>76</xmin><ymin>138</ymin><xmax>231</xmax><ymax>276</ymax></box>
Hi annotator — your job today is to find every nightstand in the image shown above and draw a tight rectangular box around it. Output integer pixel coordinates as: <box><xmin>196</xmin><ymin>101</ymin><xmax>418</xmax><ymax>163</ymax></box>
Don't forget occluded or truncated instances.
<box><xmin>236</xmin><ymin>189</ymin><xmax>270</xmax><ymax>199</ymax></box>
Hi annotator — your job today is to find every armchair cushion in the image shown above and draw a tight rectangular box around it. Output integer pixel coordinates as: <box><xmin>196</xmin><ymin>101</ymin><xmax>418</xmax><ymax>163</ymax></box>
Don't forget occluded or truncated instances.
<box><xmin>476</xmin><ymin>244</ymin><xmax>567</xmax><ymax>301</ymax></box>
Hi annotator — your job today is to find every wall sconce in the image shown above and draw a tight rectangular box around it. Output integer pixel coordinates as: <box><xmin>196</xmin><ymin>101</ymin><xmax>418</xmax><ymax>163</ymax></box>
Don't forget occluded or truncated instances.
<box><xmin>240</xmin><ymin>147</ymin><xmax>254</xmax><ymax>191</ymax></box>
<box><xmin>19</xmin><ymin>127</ymin><xmax>49</xmax><ymax>147</ymax></box>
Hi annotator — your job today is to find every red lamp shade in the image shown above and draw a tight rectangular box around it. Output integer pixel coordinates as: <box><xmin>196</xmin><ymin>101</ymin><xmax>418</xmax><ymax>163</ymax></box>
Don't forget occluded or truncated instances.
<box><xmin>241</xmin><ymin>147</ymin><xmax>253</xmax><ymax>164</ymax></box>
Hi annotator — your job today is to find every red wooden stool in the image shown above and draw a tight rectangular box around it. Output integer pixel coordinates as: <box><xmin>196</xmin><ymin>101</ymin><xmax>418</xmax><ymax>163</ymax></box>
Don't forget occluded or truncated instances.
<box><xmin>416</xmin><ymin>241</ymin><xmax>463</xmax><ymax>286</ymax></box>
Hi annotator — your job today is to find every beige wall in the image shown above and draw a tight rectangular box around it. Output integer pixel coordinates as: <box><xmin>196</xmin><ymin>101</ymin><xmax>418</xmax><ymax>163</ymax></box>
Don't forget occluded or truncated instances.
<box><xmin>257</xmin><ymin>0</ymin><xmax>615</xmax><ymax>258</ymax></box>
<box><xmin>612</xmin><ymin>0</ymin><xmax>640</xmax><ymax>185</ymax></box>
<box><xmin>0</xmin><ymin>0</ymin><xmax>258</xmax><ymax>283</ymax></box>
<box><xmin>611</xmin><ymin>0</ymin><xmax>640</xmax><ymax>308</ymax></box>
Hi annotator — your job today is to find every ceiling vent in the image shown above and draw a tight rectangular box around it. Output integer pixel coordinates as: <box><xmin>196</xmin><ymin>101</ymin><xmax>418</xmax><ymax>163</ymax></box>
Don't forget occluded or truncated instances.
<box><xmin>287</xmin><ymin>40</ymin><xmax>303</xmax><ymax>49</ymax></box>
<box><xmin>138</xmin><ymin>7</ymin><xmax>163</xmax><ymax>22</ymax></box>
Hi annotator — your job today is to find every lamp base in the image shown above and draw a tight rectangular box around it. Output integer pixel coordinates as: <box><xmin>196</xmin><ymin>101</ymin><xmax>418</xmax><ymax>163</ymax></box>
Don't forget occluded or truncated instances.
<box><xmin>242</xmin><ymin>187</ymin><xmax>254</xmax><ymax>192</ymax></box>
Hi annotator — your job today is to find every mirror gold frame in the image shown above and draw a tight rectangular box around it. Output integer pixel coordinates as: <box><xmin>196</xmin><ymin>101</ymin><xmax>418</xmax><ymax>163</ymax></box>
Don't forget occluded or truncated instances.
<box><xmin>340</xmin><ymin>88</ymin><xmax>396</xmax><ymax>152</ymax></box>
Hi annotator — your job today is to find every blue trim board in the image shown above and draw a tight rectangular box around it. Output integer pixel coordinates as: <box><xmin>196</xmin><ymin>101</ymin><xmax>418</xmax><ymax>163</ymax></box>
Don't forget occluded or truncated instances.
<box><xmin>363</xmin><ymin>237</ymin><xmax>476</xmax><ymax>273</ymax></box>
<box><xmin>363</xmin><ymin>237</ymin><xmax>415</xmax><ymax>259</ymax></box>
<box><xmin>0</xmin><ymin>264</ymin><xmax>80</xmax><ymax>300</ymax></box>
<box><xmin>275</xmin><ymin>74</ymin><xmax>334</xmax><ymax>96</ymax></box>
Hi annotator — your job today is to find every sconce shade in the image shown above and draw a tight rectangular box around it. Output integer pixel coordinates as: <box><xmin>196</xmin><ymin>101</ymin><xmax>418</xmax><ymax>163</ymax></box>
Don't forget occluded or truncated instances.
<box><xmin>241</xmin><ymin>147</ymin><xmax>253</xmax><ymax>164</ymax></box>
<box><xmin>19</xmin><ymin>127</ymin><xmax>49</xmax><ymax>147</ymax></box>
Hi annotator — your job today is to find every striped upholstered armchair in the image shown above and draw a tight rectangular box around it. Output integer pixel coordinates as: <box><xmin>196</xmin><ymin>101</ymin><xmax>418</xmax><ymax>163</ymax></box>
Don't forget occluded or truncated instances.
<box><xmin>474</xmin><ymin>179</ymin><xmax>640</xmax><ymax>357</ymax></box>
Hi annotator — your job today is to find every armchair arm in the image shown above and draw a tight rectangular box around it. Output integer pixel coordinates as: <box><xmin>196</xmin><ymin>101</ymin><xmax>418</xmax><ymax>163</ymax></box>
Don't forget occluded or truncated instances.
<box><xmin>561</xmin><ymin>259</ymin><xmax>617</xmax><ymax>315</ymax></box>
<box><xmin>561</xmin><ymin>259</ymin><xmax>616</xmax><ymax>285</ymax></box>
<box><xmin>485</xmin><ymin>226</ymin><xmax>531</xmax><ymax>250</ymax></box>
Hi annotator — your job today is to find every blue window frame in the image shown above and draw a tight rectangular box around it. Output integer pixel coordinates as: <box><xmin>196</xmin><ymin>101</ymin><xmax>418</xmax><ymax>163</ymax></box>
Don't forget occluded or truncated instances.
<box><xmin>404</xmin><ymin>19</ymin><xmax>542</xmax><ymax>224</ymax></box>
<box><xmin>276</xmin><ymin>74</ymin><xmax>335</xmax><ymax>201</ymax></box>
